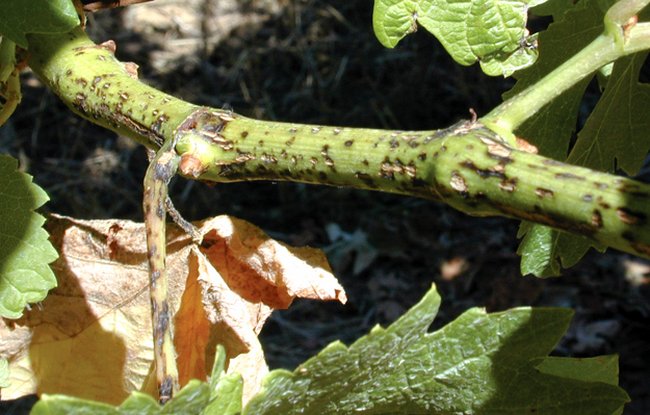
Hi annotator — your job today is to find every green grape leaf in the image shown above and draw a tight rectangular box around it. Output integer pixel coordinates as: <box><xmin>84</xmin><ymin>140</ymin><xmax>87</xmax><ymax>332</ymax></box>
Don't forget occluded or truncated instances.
<box><xmin>243</xmin><ymin>284</ymin><xmax>629</xmax><ymax>414</ymax></box>
<box><xmin>0</xmin><ymin>0</ymin><xmax>79</xmax><ymax>49</ymax></box>
<box><xmin>372</xmin><ymin>0</ymin><xmax>542</xmax><ymax>76</ymax></box>
<box><xmin>0</xmin><ymin>357</ymin><xmax>9</xmax><ymax>388</ymax></box>
<box><xmin>567</xmin><ymin>52</ymin><xmax>650</xmax><ymax>175</ymax></box>
<box><xmin>507</xmin><ymin>0</ymin><xmax>614</xmax><ymax>277</ymax></box>
<box><xmin>504</xmin><ymin>0</ymin><xmax>611</xmax><ymax>158</ymax></box>
<box><xmin>29</xmin><ymin>347</ymin><xmax>244</xmax><ymax>415</ymax></box>
<box><xmin>0</xmin><ymin>154</ymin><xmax>58</xmax><ymax>319</ymax></box>
<box><xmin>536</xmin><ymin>355</ymin><xmax>620</xmax><ymax>385</ymax></box>
<box><xmin>203</xmin><ymin>345</ymin><xmax>243</xmax><ymax>415</ymax></box>
<box><xmin>31</xmin><ymin>381</ymin><xmax>211</xmax><ymax>415</ymax></box>
<box><xmin>516</xmin><ymin>222</ymin><xmax>602</xmax><ymax>277</ymax></box>
<box><xmin>25</xmin><ymin>287</ymin><xmax>629</xmax><ymax>414</ymax></box>
<box><xmin>536</xmin><ymin>355</ymin><xmax>624</xmax><ymax>415</ymax></box>
<box><xmin>117</xmin><ymin>393</ymin><xmax>161</xmax><ymax>414</ymax></box>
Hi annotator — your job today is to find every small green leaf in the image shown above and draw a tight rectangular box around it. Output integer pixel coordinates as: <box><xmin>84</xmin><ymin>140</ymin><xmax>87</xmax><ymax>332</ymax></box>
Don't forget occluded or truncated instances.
<box><xmin>372</xmin><ymin>0</ymin><xmax>541</xmax><ymax>76</ymax></box>
<box><xmin>0</xmin><ymin>154</ymin><xmax>58</xmax><ymax>319</ymax></box>
<box><xmin>31</xmin><ymin>395</ymin><xmax>121</xmax><ymax>415</ymax></box>
<box><xmin>28</xmin><ymin>347</ymin><xmax>242</xmax><ymax>415</ymax></box>
<box><xmin>567</xmin><ymin>52</ymin><xmax>650</xmax><ymax>175</ymax></box>
<box><xmin>31</xmin><ymin>382</ymin><xmax>210</xmax><ymax>415</ymax></box>
<box><xmin>202</xmin><ymin>373</ymin><xmax>243</xmax><ymax>415</ymax></box>
<box><xmin>536</xmin><ymin>355</ymin><xmax>620</xmax><ymax>385</ymax></box>
<box><xmin>0</xmin><ymin>357</ymin><xmax>9</xmax><ymax>388</ymax></box>
<box><xmin>508</xmin><ymin>0</ymin><xmax>615</xmax><ymax>277</ymax></box>
<box><xmin>517</xmin><ymin>222</ymin><xmax>599</xmax><ymax>277</ymax></box>
<box><xmin>504</xmin><ymin>0</ymin><xmax>611</xmax><ymax>159</ymax></box>
<box><xmin>243</xmin><ymin>284</ymin><xmax>629</xmax><ymax>414</ymax></box>
<box><xmin>118</xmin><ymin>393</ymin><xmax>160</xmax><ymax>415</ymax></box>
<box><xmin>202</xmin><ymin>345</ymin><xmax>243</xmax><ymax>415</ymax></box>
<box><xmin>160</xmin><ymin>381</ymin><xmax>210</xmax><ymax>414</ymax></box>
<box><xmin>0</xmin><ymin>0</ymin><xmax>79</xmax><ymax>49</ymax></box>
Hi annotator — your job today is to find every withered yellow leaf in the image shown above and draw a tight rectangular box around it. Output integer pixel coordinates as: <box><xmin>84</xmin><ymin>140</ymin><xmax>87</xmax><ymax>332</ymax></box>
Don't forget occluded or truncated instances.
<box><xmin>0</xmin><ymin>214</ymin><xmax>345</xmax><ymax>405</ymax></box>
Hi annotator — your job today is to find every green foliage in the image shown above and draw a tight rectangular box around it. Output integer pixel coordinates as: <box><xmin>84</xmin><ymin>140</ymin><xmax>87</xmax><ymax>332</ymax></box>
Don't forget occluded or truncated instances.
<box><xmin>504</xmin><ymin>0</ymin><xmax>650</xmax><ymax>276</ymax></box>
<box><xmin>29</xmin><ymin>346</ymin><xmax>244</xmax><ymax>415</ymax></box>
<box><xmin>0</xmin><ymin>154</ymin><xmax>58</xmax><ymax>319</ymax></box>
<box><xmin>24</xmin><ymin>285</ymin><xmax>629</xmax><ymax>414</ymax></box>
<box><xmin>245</xmin><ymin>285</ymin><xmax>627</xmax><ymax>414</ymax></box>
<box><xmin>567</xmin><ymin>51</ymin><xmax>650</xmax><ymax>174</ymax></box>
<box><xmin>0</xmin><ymin>0</ymin><xmax>79</xmax><ymax>48</ymax></box>
<box><xmin>372</xmin><ymin>0</ymin><xmax>542</xmax><ymax>76</ymax></box>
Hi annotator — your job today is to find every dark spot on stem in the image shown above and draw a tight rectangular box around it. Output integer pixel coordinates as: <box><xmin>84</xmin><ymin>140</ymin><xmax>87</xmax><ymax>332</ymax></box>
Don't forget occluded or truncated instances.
<box><xmin>631</xmin><ymin>241</ymin><xmax>650</xmax><ymax>256</ymax></box>
<box><xmin>617</xmin><ymin>207</ymin><xmax>646</xmax><ymax>225</ymax></box>
<box><xmin>418</xmin><ymin>153</ymin><xmax>427</xmax><ymax>161</ymax></box>
<box><xmin>591</xmin><ymin>210</ymin><xmax>603</xmax><ymax>228</ymax></box>
<box><xmin>543</xmin><ymin>159</ymin><xmax>565</xmax><ymax>167</ymax></box>
<box><xmin>344</xmin><ymin>140</ymin><xmax>354</xmax><ymax>147</ymax></box>
<box><xmin>150</xmin><ymin>269</ymin><xmax>161</xmax><ymax>284</ymax></box>
<box><xmin>241</xmin><ymin>131</ymin><xmax>249</xmax><ymax>138</ymax></box>
<box><xmin>460</xmin><ymin>160</ymin><xmax>506</xmax><ymax>179</ymax></box>
<box><xmin>535</xmin><ymin>188</ymin><xmax>554</xmax><ymax>198</ymax></box>
<box><xmin>160</xmin><ymin>376</ymin><xmax>174</xmax><ymax>404</ymax></box>
<box><xmin>355</xmin><ymin>172</ymin><xmax>378</xmax><ymax>188</ymax></box>
<box><xmin>499</xmin><ymin>178</ymin><xmax>517</xmax><ymax>192</ymax></box>
<box><xmin>555</xmin><ymin>172</ymin><xmax>585</xmax><ymax>180</ymax></box>
<box><xmin>582</xmin><ymin>194</ymin><xmax>593</xmax><ymax>202</ymax></box>
<box><xmin>450</xmin><ymin>171</ymin><xmax>468</xmax><ymax>195</ymax></box>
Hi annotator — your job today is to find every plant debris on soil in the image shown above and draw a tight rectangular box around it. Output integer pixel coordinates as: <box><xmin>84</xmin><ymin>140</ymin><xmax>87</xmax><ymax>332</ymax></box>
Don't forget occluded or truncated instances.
<box><xmin>1</xmin><ymin>0</ymin><xmax>649</xmax><ymax>413</ymax></box>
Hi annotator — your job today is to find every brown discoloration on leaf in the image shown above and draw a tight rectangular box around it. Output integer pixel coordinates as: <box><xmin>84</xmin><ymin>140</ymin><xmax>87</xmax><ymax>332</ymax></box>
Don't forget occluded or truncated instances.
<box><xmin>0</xmin><ymin>215</ymin><xmax>343</xmax><ymax>405</ymax></box>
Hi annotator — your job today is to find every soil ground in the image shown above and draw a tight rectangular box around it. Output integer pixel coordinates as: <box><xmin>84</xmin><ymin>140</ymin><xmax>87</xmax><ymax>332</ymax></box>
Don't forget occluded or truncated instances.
<box><xmin>1</xmin><ymin>0</ymin><xmax>649</xmax><ymax>413</ymax></box>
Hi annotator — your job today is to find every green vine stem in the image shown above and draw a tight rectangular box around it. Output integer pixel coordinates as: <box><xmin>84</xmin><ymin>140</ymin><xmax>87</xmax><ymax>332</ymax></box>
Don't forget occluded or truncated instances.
<box><xmin>483</xmin><ymin>0</ymin><xmax>650</xmax><ymax>134</ymax></box>
<box><xmin>25</xmin><ymin>23</ymin><xmax>650</xmax><ymax>260</ymax></box>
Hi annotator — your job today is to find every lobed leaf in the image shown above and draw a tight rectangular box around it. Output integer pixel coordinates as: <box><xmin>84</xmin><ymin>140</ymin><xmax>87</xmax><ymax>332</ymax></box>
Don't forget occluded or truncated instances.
<box><xmin>1</xmin><ymin>215</ymin><xmax>343</xmax><ymax>404</ymax></box>
<box><xmin>24</xmin><ymin>285</ymin><xmax>629</xmax><ymax>413</ymax></box>
<box><xmin>0</xmin><ymin>0</ymin><xmax>79</xmax><ymax>49</ymax></box>
<box><xmin>567</xmin><ymin>52</ymin><xmax>650</xmax><ymax>175</ymax></box>
<box><xmin>0</xmin><ymin>154</ymin><xmax>58</xmax><ymax>319</ymax></box>
<box><xmin>506</xmin><ymin>0</ymin><xmax>614</xmax><ymax>276</ymax></box>
<box><xmin>372</xmin><ymin>0</ymin><xmax>542</xmax><ymax>76</ymax></box>
<box><xmin>243</xmin><ymin>284</ymin><xmax>629</xmax><ymax>414</ymax></box>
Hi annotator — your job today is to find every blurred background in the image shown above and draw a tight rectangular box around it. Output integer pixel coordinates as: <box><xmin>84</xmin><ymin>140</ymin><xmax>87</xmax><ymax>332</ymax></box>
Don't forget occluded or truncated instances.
<box><xmin>1</xmin><ymin>0</ymin><xmax>649</xmax><ymax>412</ymax></box>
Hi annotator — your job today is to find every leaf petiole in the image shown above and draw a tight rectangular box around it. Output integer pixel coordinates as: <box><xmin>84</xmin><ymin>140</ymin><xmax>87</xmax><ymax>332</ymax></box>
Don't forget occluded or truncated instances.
<box><xmin>482</xmin><ymin>0</ymin><xmax>650</xmax><ymax>134</ymax></box>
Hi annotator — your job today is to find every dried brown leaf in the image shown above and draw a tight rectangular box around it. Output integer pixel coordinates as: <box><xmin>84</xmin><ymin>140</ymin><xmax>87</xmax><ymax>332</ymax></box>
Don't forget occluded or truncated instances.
<box><xmin>0</xmin><ymin>214</ymin><xmax>344</xmax><ymax>405</ymax></box>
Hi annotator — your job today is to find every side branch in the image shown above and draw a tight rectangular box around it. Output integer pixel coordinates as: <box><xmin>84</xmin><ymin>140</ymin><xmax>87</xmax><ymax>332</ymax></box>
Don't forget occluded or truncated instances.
<box><xmin>26</xmin><ymin>27</ymin><xmax>650</xmax><ymax>259</ymax></box>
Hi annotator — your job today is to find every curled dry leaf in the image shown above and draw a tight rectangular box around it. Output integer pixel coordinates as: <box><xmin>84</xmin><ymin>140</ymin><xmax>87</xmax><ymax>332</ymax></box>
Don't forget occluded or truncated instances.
<box><xmin>0</xmin><ymin>214</ymin><xmax>345</xmax><ymax>405</ymax></box>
